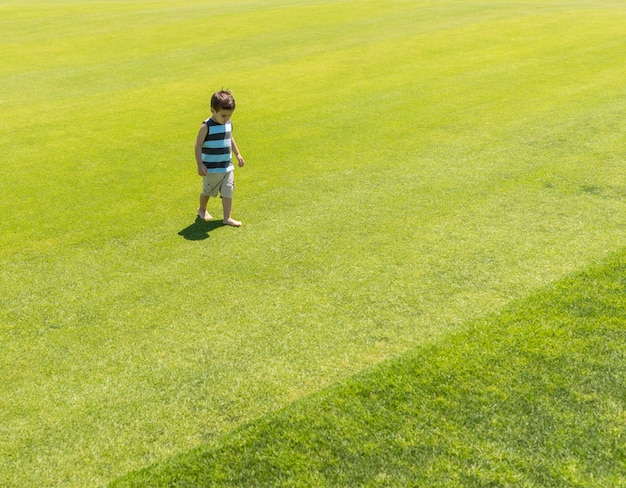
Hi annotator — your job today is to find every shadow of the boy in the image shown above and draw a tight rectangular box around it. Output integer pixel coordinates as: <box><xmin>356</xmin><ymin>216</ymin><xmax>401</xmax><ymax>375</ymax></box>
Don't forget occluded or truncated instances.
<box><xmin>178</xmin><ymin>217</ymin><xmax>225</xmax><ymax>241</ymax></box>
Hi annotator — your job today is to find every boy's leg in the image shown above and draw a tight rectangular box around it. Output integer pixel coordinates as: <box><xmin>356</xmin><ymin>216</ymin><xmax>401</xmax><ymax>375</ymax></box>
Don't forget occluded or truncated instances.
<box><xmin>222</xmin><ymin>198</ymin><xmax>241</xmax><ymax>227</ymax></box>
<box><xmin>220</xmin><ymin>171</ymin><xmax>241</xmax><ymax>226</ymax></box>
<box><xmin>198</xmin><ymin>193</ymin><xmax>212</xmax><ymax>220</ymax></box>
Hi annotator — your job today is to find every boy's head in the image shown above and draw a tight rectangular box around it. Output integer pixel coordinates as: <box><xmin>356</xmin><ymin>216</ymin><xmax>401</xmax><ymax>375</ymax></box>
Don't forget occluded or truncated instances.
<box><xmin>210</xmin><ymin>90</ymin><xmax>236</xmax><ymax>124</ymax></box>
<box><xmin>211</xmin><ymin>90</ymin><xmax>236</xmax><ymax>112</ymax></box>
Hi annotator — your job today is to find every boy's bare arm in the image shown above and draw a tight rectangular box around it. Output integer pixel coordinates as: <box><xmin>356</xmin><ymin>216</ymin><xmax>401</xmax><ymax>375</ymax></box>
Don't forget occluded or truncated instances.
<box><xmin>231</xmin><ymin>136</ymin><xmax>245</xmax><ymax>167</ymax></box>
<box><xmin>195</xmin><ymin>124</ymin><xmax>208</xmax><ymax>176</ymax></box>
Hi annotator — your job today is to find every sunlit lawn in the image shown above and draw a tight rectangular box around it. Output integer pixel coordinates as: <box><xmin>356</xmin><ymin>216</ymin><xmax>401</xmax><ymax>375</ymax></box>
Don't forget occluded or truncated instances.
<box><xmin>1</xmin><ymin>0</ymin><xmax>624</xmax><ymax>486</ymax></box>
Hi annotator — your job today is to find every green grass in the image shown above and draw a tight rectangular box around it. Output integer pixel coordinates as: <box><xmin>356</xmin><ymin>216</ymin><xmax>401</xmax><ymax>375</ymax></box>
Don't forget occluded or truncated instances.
<box><xmin>112</xmin><ymin>249</ymin><xmax>626</xmax><ymax>487</ymax></box>
<box><xmin>1</xmin><ymin>0</ymin><xmax>625</xmax><ymax>486</ymax></box>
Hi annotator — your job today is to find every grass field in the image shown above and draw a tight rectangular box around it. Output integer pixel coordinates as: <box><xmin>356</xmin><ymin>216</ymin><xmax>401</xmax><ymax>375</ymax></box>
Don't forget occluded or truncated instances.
<box><xmin>113</xmin><ymin>249</ymin><xmax>626</xmax><ymax>487</ymax></box>
<box><xmin>1</xmin><ymin>0</ymin><xmax>625</xmax><ymax>486</ymax></box>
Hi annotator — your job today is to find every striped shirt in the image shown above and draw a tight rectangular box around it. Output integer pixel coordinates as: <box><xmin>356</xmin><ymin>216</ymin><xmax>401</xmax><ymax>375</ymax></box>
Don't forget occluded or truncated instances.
<box><xmin>201</xmin><ymin>119</ymin><xmax>234</xmax><ymax>173</ymax></box>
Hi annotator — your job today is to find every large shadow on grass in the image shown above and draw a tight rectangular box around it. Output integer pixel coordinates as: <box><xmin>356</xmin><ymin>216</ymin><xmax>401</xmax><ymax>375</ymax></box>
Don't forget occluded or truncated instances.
<box><xmin>178</xmin><ymin>217</ymin><xmax>225</xmax><ymax>240</ymax></box>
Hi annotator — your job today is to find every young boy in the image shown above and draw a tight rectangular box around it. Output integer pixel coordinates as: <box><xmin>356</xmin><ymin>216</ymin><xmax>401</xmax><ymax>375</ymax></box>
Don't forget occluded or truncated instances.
<box><xmin>194</xmin><ymin>90</ymin><xmax>245</xmax><ymax>227</ymax></box>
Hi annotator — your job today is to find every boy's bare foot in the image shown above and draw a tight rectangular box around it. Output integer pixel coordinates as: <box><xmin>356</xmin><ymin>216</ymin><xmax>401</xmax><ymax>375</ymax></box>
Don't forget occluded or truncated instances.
<box><xmin>223</xmin><ymin>218</ymin><xmax>242</xmax><ymax>227</ymax></box>
<box><xmin>197</xmin><ymin>209</ymin><xmax>213</xmax><ymax>221</ymax></box>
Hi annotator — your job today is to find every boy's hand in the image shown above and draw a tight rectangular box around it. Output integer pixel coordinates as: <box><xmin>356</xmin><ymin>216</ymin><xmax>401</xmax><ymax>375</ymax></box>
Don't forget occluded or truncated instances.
<box><xmin>197</xmin><ymin>164</ymin><xmax>207</xmax><ymax>176</ymax></box>
<box><xmin>236</xmin><ymin>154</ymin><xmax>245</xmax><ymax>167</ymax></box>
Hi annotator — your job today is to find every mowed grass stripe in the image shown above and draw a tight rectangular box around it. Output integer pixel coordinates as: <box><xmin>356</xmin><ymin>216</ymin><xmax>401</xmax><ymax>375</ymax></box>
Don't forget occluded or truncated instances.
<box><xmin>112</xmin><ymin>249</ymin><xmax>626</xmax><ymax>487</ymax></box>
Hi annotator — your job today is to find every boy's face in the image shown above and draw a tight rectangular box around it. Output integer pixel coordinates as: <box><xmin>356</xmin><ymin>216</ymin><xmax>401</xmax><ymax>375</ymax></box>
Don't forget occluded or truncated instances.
<box><xmin>211</xmin><ymin>108</ymin><xmax>234</xmax><ymax>124</ymax></box>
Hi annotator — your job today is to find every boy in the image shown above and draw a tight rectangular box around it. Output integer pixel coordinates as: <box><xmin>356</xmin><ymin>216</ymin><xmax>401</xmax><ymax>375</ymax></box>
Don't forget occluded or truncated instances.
<box><xmin>194</xmin><ymin>90</ymin><xmax>245</xmax><ymax>227</ymax></box>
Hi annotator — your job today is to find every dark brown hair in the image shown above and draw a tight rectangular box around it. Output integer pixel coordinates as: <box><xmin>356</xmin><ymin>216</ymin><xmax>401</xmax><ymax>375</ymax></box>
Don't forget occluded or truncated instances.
<box><xmin>211</xmin><ymin>90</ymin><xmax>236</xmax><ymax>111</ymax></box>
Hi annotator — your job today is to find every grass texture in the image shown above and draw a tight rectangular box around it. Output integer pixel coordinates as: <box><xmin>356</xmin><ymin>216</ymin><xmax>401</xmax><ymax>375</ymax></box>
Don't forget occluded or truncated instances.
<box><xmin>1</xmin><ymin>0</ymin><xmax>625</xmax><ymax>485</ymax></box>
<box><xmin>112</xmin><ymin>249</ymin><xmax>626</xmax><ymax>487</ymax></box>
